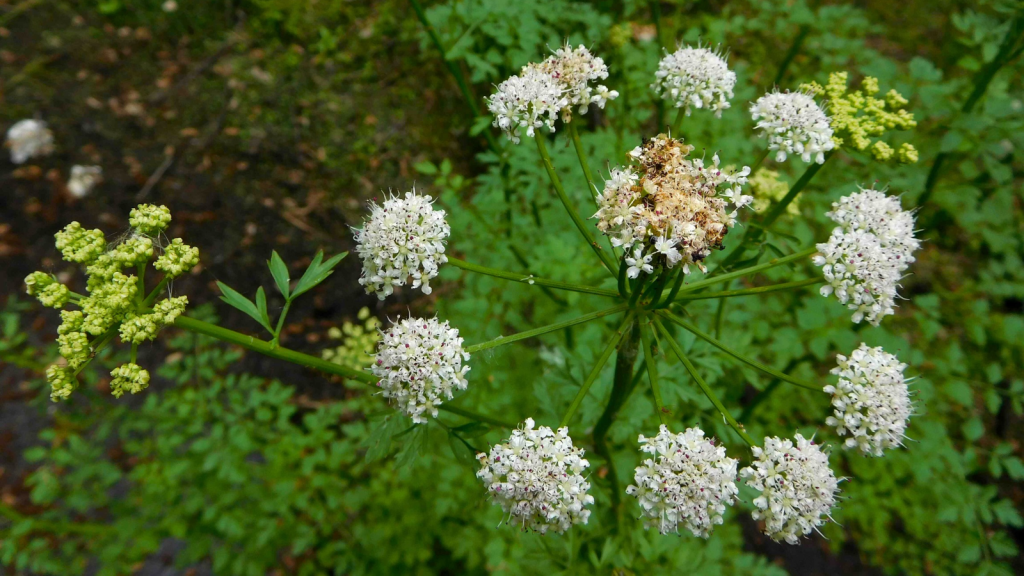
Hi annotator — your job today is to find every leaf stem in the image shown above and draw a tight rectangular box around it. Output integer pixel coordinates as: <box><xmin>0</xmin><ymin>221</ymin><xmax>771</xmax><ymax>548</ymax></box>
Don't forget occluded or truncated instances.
<box><xmin>639</xmin><ymin>315</ymin><xmax>668</xmax><ymax>425</ymax></box>
<box><xmin>671</xmin><ymin>107</ymin><xmax>686</xmax><ymax>137</ymax></box>
<box><xmin>673</xmin><ymin>277</ymin><xmax>822</xmax><ymax>301</ymax></box>
<box><xmin>653</xmin><ymin>317</ymin><xmax>755</xmax><ymax>446</ymax></box>
<box><xmin>447</xmin><ymin>257</ymin><xmax>618</xmax><ymax>297</ymax></box>
<box><xmin>666</xmin><ymin>247</ymin><xmax>817</xmax><ymax>300</ymax></box>
<box><xmin>465</xmin><ymin>304</ymin><xmax>628</xmax><ymax>353</ymax></box>
<box><xmin>567</xmin><ymin>121</ymin><xmax>600</xmax><ymax>205</ymax></box>
<box><xmin>560</xmin><ymin>310</ymin><xmax>636</xmax><ymax>428</ymax></box>
<box><xmin>438</xmin><ymin>404</ymin><xmax>516</xmax><ymax>429</ymax></box>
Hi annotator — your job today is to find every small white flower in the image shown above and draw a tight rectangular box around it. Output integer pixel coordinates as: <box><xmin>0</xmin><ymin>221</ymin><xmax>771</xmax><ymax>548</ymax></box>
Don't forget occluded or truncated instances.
<box><xmin>825</xmin><ymin>344</ymin><xmax>912</xmax><ymax>456</ymax></box>
<box><xmin>652</xmin><ymin>44</ymin><xmax>736</xmax><ymax>118</ymax></box>
<box><xmin>740</xmin><ymin>434</ymin><xmax>840</xmax><ymax>545</ymax></box>
<box><xmin>626</xmin><ymin>426</ymin><xmax>739</xmax><ymax>537</ymax></box>
<box><xmin>477</xmin><ymin>418</ymin><xmax>594</xmax><ymax>534</ymax></box>
<box><xmin>625</xmin><ymin>246</ymin><xmax>653</xmax><ymax>278</ymax></box>
<box><xmin>66</xmin><ymin>165</ymin><xmax>102</xmax><ymax>198</ymax></box>
<box><xmin>6</xmin><ymin>119</ymin><xmax>55</xmax><ymax>164</ymax></box>
<box><xmin>813</xmin><ymin>186</ymin><xmax>919</xmax><ymax>325</ymax></box>
<box><xmin>353</xmin><ymin>189</ymin><xmax>450</xmax><ymax>300</ymax></box>
<box><xmin>162</xmin><ymin>0</ymin><xmax>178</xmax><ymax>12</ymax></box>
<box><xmin>487</xmin><ymin>67</ymin><xmax>566</xmax><ymax>144</ymax></box>
<box><xmin>372</xmin><ymin>316</ymin><xmax>469</xmax><ymax>423</ymax></box>
<box><xmin>750</xmin><ymin>90</ymin><xmax>834</xmax><ymax>164</ymax></box>
<box><xmin>531</xmin><ymin>43</ymin><xmax>618</xmax><ymax>118</ymax></box>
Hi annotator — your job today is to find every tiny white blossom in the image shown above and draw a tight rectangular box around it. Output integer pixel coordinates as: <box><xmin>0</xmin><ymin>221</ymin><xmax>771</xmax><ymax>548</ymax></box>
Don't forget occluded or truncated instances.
<box><xmin>477</xmin><ymin>418</ymin><xmax>594</xmax><ymax>534</ymax></box>
<box><xmin>532</xmin><ymin>43</ymin><xmax>618</xmax><ymax>118</ymax></box>
<box><xmin>813</xmin><ymin>186</ymin><xmax>919</xmax><ymax>325</ymax></box>
<box><xmin>751</xmin><ymin>90</ymin><xmax>835</xmax><ymax>164</ymax></box>
<box><xmin>6</xmin><ymin>119</ymin><xmax>55</xmax><ymax>164</ymax></box>
<box><xmin>825</xmin><ymin>343</ymin><xmax>912</xmax><ymax>456</ymax></box>
<box><xmin>372</xmin><ymin>316</ymin><xmax>469</xmax><ymax>423</ymax></box>
<box><xmin>353</xmin><ymin>189</ymin><xmax>450</xmax><ymax>300</ymax></box>
<box><xmin>652</xmin><ymin>45</ymin><xmax>736</xmax><ymax>118</ymax></box>
<box><xmin>626</xmin><ymin>426</ymin><xmax>739</xmax><ymax>537</ymax></box>
<box><xmin>487</xmin><ymin>67</ymin><xmax>566</xmax><ymax>144</ymax></box>
<box><xmin>740</xmin><ymin>434</ymin><xmax>840</xmax><ymax>545</ymax></box>
<box><xmin>67</xmin><ymin>165</ymin><xmax>103</xmax><ymax>198</ymax></box>
<box><xmin>625</xmin><ymin>246</ymin><xmax>653</xmax><ymax>278</ymax></box>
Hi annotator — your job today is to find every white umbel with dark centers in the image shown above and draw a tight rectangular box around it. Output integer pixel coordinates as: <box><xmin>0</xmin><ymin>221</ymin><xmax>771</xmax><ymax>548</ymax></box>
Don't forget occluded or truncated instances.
<box><xmin>652</xmin><ymin>45</ymin><xmax>736</xmax><ymax>118</ymax></box>
<box><xmin>750</xmin><ymin>90</ymin><xmax>835</xmax><ymax>164</ymax></box>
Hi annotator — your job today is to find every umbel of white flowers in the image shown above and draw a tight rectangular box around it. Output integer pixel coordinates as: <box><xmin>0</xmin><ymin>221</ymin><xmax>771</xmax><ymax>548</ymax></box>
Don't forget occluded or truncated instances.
<box><xmin>371</xmin><ymin>316</ymin><xmax>469</xmax><ymax>423</ymax></box>
<box><xmin>67</xmin><ymin>165</ymin><xmax>103</xmax><ymax>199</ymax></box>
<box><xmin>594</xmin><ymin>134</ymin><xmax>751</xmax><ymax>275</ymax></box>
<box><xmin>626</xmin><ymin>425</ymin><xmax>739</xmax><ymax>537</ymax></box>
<box><xmin>353</xmin><ymin>189</ymin><xmax>450</xmax><ymax>300</ymax></box>
<box><xmin>487</xmin><ymin>43</ymin><xmax>618</xmax><ymax>143</ymax></box>
<box><xmin>5</xmin><ymin>119</ymin><xmax>55</xmax><ymax>164</ymax></box>
<box><xmin>740</xmin><ymin>434</ymin><xmax>841</xmax><ymax>544</ymax></box>
<box><xmin>813</xmin><ymin>186</ymin><xmax>920</xmax><ymax>325</ymax></box>
<box><xmin>826</xmin><ymin>343</ymin><xmax>913</xmax><ymax>456</ymax></box>
<box><xmin>476</xmin><ymin>418</ymin><xmax>594</xmax><ymax>534</ymax></box>
<box><xmin>652</xmin><ymin>44</ymin><xmax>736</xmax><ymax>117</ymax></box>
<box><xmin>751</xmin><ymin>90</ymin><xmax>835</xmax><ymax>164</ymax></box>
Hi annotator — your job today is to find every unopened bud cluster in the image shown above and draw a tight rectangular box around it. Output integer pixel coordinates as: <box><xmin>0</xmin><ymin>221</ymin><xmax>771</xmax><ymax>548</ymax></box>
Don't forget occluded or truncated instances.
<box><xmin>25</xmin><ymin>204</ymin><xmax>198</xmax><ymax>401</ymax></box>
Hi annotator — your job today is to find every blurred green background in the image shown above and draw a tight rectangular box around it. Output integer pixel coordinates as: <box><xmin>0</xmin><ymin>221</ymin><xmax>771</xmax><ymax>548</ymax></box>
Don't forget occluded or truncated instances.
<box><xmin>1</xmin><ymin>0</ymin><xmax>1022</xmax><ymax>574</ymax></box>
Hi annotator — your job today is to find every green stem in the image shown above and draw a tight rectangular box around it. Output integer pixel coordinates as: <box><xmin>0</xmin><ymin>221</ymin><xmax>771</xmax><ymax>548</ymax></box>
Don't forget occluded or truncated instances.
<box><xmin>773</xmin><ymin>25</ymin><xmax>810</xmax><ymax>87</ymax></box>
<box><xmin>272</xmin><ymin>299</ymin><xmax>292</xmax><ymax>346</ymax></box>
<box><xmin>653</xmin><ymin>318</ymin><xmax>755</xmax><ymax>446</ymax></box>
<box><xmin>750</xmin><ymin>148</ymin><xmax>770</xmax><ymax>174</ymax></box>
<box><xmin>534</xmin><ymin>135</ymin><xmax>618</xmax><ymax>275</ymax></box>
<box><xmin>560</xmin><ymin>311</ymin><xmax>635</xmax><ymax>428</ymax></box>
<box><xmin>135</xmin><ymin>264</ymin><xmax>145</xmax><ymax>307</ymax></box>
<box><xmin>438</xmin><ymin>404</ymin><xmax>516</xmax><ymax>428</ymax></box>
<box><xmin>142</xmin><ymin>276</ymin><xmax>170</xmax><ymax>307</ymax></box>
<box><xmin>173</xmin><ymin>315</ymin><xmax>377</xmax><ymax>383</ymax></box>
<box><xmin>407</xmin><ymin>0</ymin><xmax>501</xmax><ymax>153</ymax></box>
<box><xmin>568</xmin><ymin>121</ymin><xmax>600</xmax><ymax>205</ymax></box>
<box><xmin>667</xmin><ymin>247</ymin><xmax>817</xmax><ymax>299</ymax></box>
<box><xmin>671</xmin><ymin>107</ymin><xmax>686</xmax><ymax>137</ymax></box>
<box><xmin>658</xmin><ymin>267</ymin><xmax>687</xmax><ymax>306</ymax></box>
<box><xmin>627</xmin><ymin>273</ymin><xmax>650</xmax><ymax>308</ymax></box>
<box><xmin>465</xmin><ymin>304</ymin><xmax>628</xmax><ymax>353</ymax></box>
<box><xmin>593</xmin><ymin>317</ymin><xmax>641</xmax><ymax>513</ymax></box>
<box><xmin>673</xmin><ymin>277</ymin><xmax>822</xmax><ymax>301</ymax></box>
<box><xmin>448</xmin><ymin>257</ymin><xmax>618</xmax><ymax>297</ymax></box>
<box><xmin>638</xmin><ymin>315</ymin><xmax>668</xmax><ymax>425</ymax></box>
<box><xmin>0</xmin><ymin>503</ymin><xmax>107</xmax><ymax>536</ymax></box>
<box><xmin>617</xmin><ymin>254</ymin><xmax>629</xmax><ymax>298</ymax></box>
<box><xmin>657</xmin><ymin>310</ymin><xmax>821</xmax><ymax>391</ymax></box>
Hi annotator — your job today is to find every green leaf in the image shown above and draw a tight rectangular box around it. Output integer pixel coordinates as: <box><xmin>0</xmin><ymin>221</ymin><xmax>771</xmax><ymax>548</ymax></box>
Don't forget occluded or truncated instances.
<box><xmin>255</xmin><ymin>287</ymin><xmax>271</xmax><ymax>332</ymax></box>
<box><xmin>268</xmin><ymin>251</ymin><xmax>291</xmax><ymax>299</ymax></box>
<box><xmin>453</xmin><ymin>422</ymin><xmax>489</xmax><ymax>439</ymax></box>
<box><xmin>413</xmin><ymin>161</ymin><xmax>438</xmax><ymax>175</ymax></box>
<box><xmin>292</xmin><ymin>251</ymin><xmax>348</xmax><ymax>299</ymax></box>
<box><xmin>216</xmin><ymin>281</ymin><xmax>273</xmax><ymax>333</ymax></box>
<box><xmin>448</xmin><ymin>432</ymin><xmax>478</xmax><ymax>468</ymax></box>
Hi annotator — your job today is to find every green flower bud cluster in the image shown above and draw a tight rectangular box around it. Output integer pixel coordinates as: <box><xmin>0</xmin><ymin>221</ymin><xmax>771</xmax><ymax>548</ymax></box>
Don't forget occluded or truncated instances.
<box><xmin>25</xmin><ymin>271</ymin><xmax>70</xmax><ymax>308</ymax></box>
<box><xmin>110</xmin><ymin>362</ymin><xmax>150</xmax><ymax>398</ymax></box>
<box><xmin>25</xmin><ymin>204</ymin><xmax>198</xmax><ymax>401</ymax></box>
<box><xmin>155</xmin><ymin>238</ymin><xmax>200</xmax><ymax>278</ymax></box>
<box><xmin>801</xmin><ymin>72</ymin><xmax>917</xmax><ymax>164</ymax></box>
<box><xmin>749</xmin><ymin>169</ymin><xmax>799</xmax><ymax>215</ymax></box>
<box><xmin>322</xmin><ymin>307</ymin><xmax>381</xmax><ymax>369</ymax></box>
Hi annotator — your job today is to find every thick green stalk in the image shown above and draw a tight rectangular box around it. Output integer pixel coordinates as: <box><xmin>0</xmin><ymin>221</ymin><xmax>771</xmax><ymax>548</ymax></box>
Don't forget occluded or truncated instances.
<box><xmin>593</xmin><ymin>317</ymin><xmax>641</xmax><ymax>513</ymax></box>
<box><xmin>666</xmin><ymin>247</ymin><xmax>817</xmax><ymax>300</ymax></box>
<box><xmin>653</xmin><ymin>318</ymin><xmax>755</xmax><ymax>446</ymax></box>
<box><xmin>657</xmin><ymin>310</ymin><xmax>821</xmax><ymax>391</ymax></box>
<box><xmin>438</xmin><ymin>404</ymin><xmax>516</xmax><ymax>428</ymax></box>
<box><xmin>749</xmin><ymin>148</ymin><xmax>770</xmax><ymax>174</ymax></box>
<box><xmin>638</xmin><ymin>316</ymin><xmax>668</xmax><ymax>425</ymax></box>
<box><xmin>465</xmin><ymin>304</ymin><xmax>628</xmax><ymax>353</ymax></box>
<box><xmin>568</xmin><ymin>121</ymin><xmax>600</xmax><ymax>205</ymax></box>
<box><xmin>560</xmin><ymin>311</ymin><xmax>636</xmax><ymax>428</ymax></box>
<box><xmin>448</xmin><ymin>257</ymin><xmax>618</xmax><ymax>297</ymax></box>
<box><xmin>534</xmin><ymin>135</ymin><xmax>618</xmax><ymax>275</ymax></box>
<box><xmin>671</xmin><ymin>107</ymin><xmax>686</xmax><ymax>137</ymax></box>
<box><xmin>673</xmin><ymin>277</ymin><xmax>822</xmax><ymax>301</ymax></box>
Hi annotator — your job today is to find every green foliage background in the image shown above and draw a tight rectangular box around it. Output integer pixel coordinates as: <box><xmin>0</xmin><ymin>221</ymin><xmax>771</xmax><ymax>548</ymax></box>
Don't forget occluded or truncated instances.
<box><xmin>1</xmin><ymin>0</ymin><xmax>1022</xmax><ymax>574</ymax></box>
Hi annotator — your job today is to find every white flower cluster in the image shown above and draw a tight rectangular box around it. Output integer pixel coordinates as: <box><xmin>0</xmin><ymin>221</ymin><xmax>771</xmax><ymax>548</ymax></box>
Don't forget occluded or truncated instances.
<box><xmin>652</xmin><ymin>45</ymin><xmax>736</xmax><ymax>118</ymax></box>
<box><xmin>813</xmin><ymin>186</ymin><xmax>919</xmax><ymax>325</ymax></box>
<box><xmin>740</xmin><ymin>434</ymin><xmax>840</xmax><ymax>545</ymax></box>
<box><xmin>487</xmin><ymin>44</ymin><xmax>617</xmax><ymax>143</ymax></box>
<box><xmin>67</xmin><ymin>165</ymin><xmax>103</xmax><ymax>198</ymax></box>
<box><xmin>6</xmin><ymin>119</ymin><xmax>55</xmax><ymax>164</ymax></box>
<box><xmin>477</xmin><ymin>418</ymin><xmax>594</xmax><ymax>534</ymax></box>
<box><xmin>626</xmin><ymin>426</ymin><xmax>739</xmax><ymax>537</ymax></box>
<box><xmin>594</xmin><ymin>134</ymin><xmax>751</xmax><ymax>275</ymax></box>
<box><xmin>751</xmin><ymin>91</ymin><xmax>835</xmax><ymax>164</ymax></box>
<box><xmin>825</xmin><ymin>344</ymin><xmax>912</xmax><ymax>456</ymax></box>
<box><xmin>354</xmin><ymin>190</ymin><xmax>450</xmax><ymax>300</ymax></box>
<box><xmin>371</xmin><ymin>316</ymin><xmax>469</xmax><ymax>423</ymax></box>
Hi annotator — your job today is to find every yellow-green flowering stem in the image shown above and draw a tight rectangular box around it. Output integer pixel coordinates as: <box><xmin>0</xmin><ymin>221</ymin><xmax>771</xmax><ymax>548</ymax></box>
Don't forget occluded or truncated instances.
<box><xmin>567</xmin><ymin>121</ymin><xmax>600</xmax><ymax>205</ymax></box>
<box><xmin>173</xmin><ymin>315</ymin><xmax>378</xmax><ymax>384</ymax></box>
<box><xmin>657</xmin><ymin>310</ymin><xmax>821</xmax><ymax>392</ymax></box>
<box><xmin>438</xmin><ymin>404</ymin><xmax>516</xmax><ymax>429</ymax></box>
<box><xmin>666</xmin><ymin>246</ymin><xmax>817</xmax><ymax>300</ymax></box>
<box><xmin>560</xmin><ymin>310</ymin><xmax>636</xmax><ymax>428</ymax></box>
<box><xmin>639</xmin><ymin>315</ymin><xmax>668</xmax><ymax>425</ymax></box>
<box><xmin>653</xmin><ymin>318</ymin><xmax>755</xmax><ymax>446</ymax></box>
<box><xmin>534</xmin><ymin>135</ymin><xmax>619</xmax><ymax>275</ymax></box>
<box><xmin>136</xmin><ymin>264</ymin><xmax>145</xmax><ymax>306</ymax></box>
<box><xmin>448</xmin><ymin>257</ymin><xmax>618</xmax><ymax>297</ymax></box>
<box><xmin>465</xmin><ymin>303</ymin><xmax>628</xmax><ymax>354</ymax></box>
<box><xmin>142</xmin><ymin>277</ymin><xmax>170</xmax><ymax>308</ymax></box>
<box><xmin>673</xmin><ymin>277</ymin><xmax>822</xmax><ymax>301</ymax></box>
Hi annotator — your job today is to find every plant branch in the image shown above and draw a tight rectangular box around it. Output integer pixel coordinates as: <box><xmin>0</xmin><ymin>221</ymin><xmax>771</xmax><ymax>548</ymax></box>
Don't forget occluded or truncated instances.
<box><xmin>465</xmin><ymin>304</ymin><xmax>628</xmax><ymax>353</ymax></box>
<box><xmin>560</xmin><ymin>311</ymin><xmax>636</xmax><ymax>428</ymax></box>
<box><xmin>639</xmin><ymin>315</ymin><xmax>668</xmax><ymax>424</ymax></box>
<box><xmin>672</xmin><ymin>277</ymin><xmax>822</xmax><ymax>301</ymax></box>
<box><xmin>438</xmin><ymin>404</ymin><xmax>516</xmax><ymax>428</ymax></box>
<box><xmin>665</xmin><ymin>247</ymin><xmax>817</xmax><ymax>300</ymax></box>
<box><xmin>568</xmin><ymin>121</ymin><xmax>600</xmax><ymax>205</ymax></box>
<box><xmin>593</xmin><ymin>316</ymin><xmax>641</xmax><ymax>513</ymax></box>
<box><xmin>448</xmin><ymin>257</ymin><xmax>618</xmax><ymax>297</ymax></box>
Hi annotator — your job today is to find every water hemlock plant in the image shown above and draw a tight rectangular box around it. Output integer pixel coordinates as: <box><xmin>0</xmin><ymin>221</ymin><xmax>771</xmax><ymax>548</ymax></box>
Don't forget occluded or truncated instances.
<box><xmin>26</xmin><ymin>42</ymin><xmax>925</xmax><ymax>544</ymax></box>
